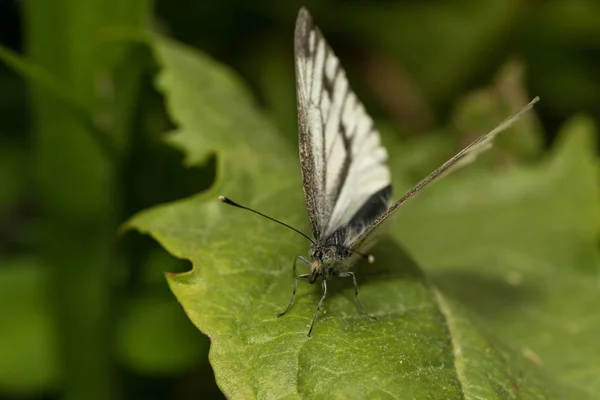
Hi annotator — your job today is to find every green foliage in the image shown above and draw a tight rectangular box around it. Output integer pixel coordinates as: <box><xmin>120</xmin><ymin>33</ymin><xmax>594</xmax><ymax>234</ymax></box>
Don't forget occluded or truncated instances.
<box><xmin>20</xmin><ymin>0</ymin><xmax>152</xmax><ymax>398</ymax></box>
<box><xmin>0</xmin><ymin>258</ymin><xmax>58</xmax><ymax>394</ymax></box>
<box><xmin>128</xmin><ymin>37</ymin><xmax>600</xmax><ymax>399</ymax></box>
<box><xmin>2</xmin><ymin>0</ymin><xmax>600</xmax><ymax>398</ymax></box>
<box><xmin>116</xmin><ymin>248</ymin><xmax>210</xmax><ymax>375</ymax></box>
<box><xmin>389</xmin><ymin>116</ymin><xmax>600</xmax><ymax>399</ymax></box>
<box><xmin>116</xmin><ymin>292</ymin><xmax>209</xmax><ymax>374</ymax></box>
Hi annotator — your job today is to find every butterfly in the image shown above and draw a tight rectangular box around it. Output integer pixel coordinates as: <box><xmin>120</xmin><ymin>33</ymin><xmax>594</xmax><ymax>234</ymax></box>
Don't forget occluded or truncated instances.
<box><xmin>220</xmin><ymin>7</ymin><xmax>539</xmax><ymax>336</ymax></box>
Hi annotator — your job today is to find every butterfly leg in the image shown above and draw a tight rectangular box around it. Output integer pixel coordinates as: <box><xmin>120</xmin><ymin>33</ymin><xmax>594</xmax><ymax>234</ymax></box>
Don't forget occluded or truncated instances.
<box><xmin>338</xmin><ymin>271</ymin><xmax>376</xmax><ymax>321</ymax></box>
<box><xmin>307</xmin><ymin>277</ymin><xmax>327</xmax><ymax>337</ymax></box>
<box><xmin>293</xmin><ymin>254</ymin><xmax>311</xmax><ymax>276</ymax></box>
<box><xmin>277</xmin><ymin>274</ymin><xmax>310</xmax><ymax>318</ymax></box>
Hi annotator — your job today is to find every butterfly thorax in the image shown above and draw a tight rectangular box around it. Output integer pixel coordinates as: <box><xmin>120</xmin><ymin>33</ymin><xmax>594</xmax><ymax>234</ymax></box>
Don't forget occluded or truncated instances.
<box><xmin>308</xmin><ymin>243</ymin><xmax>351</xmax><ymax>283</ymax></box>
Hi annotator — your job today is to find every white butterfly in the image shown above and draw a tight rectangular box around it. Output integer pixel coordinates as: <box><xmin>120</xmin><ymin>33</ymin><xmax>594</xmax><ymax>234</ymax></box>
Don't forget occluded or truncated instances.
<box><xmin>220</xmin><ymin>7</ymin><xmax>539</xmax><ymax>336</ymax></box>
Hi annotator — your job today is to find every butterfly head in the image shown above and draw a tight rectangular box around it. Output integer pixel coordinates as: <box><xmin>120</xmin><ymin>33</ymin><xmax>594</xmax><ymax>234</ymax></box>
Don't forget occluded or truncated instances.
<box><xmin>308</xmin><ymin>243</ymin><xmax>350</xmax><ymax>283</ymax></box>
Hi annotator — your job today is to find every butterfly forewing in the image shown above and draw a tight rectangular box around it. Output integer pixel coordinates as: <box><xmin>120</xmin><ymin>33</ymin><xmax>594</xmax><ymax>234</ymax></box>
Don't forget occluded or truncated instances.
<box><xmin>295</xmin><ymin>8</ymin><xmax>392</xmax><ymax>246</ymax></box>
<box><xmin>218</xmin><ymin>8</ymin><xmax>539</xmax><ymax>337</ymax></box>
<box><xmin>349</xmin><ymin>96</ymin><xmax>540</xmax><ymax>253</ymax></box>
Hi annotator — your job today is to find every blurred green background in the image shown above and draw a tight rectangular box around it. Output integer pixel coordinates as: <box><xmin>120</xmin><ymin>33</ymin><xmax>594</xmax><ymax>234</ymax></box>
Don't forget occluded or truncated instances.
<box><xmin>0</xmin><ymin>0</ymin><xmax>599</xmax><ymax>399</ymax></box>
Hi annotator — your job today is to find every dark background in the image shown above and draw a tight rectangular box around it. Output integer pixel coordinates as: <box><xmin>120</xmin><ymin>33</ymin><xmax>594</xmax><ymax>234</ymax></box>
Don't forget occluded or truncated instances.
<box><xmin>1</xmin><ymin>0</ymin><xmax>599</xmax><ymax>399</ymax></box>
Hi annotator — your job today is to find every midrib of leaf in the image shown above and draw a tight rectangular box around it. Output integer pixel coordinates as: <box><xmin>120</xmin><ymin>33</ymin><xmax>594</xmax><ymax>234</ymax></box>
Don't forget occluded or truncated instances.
<box><xmin>387</xmin><ymin>118</ymin><xmax>600</xmax><ymax>399</ymax></box>
<box><xmin>432</xmin><ymin>288</ymin><xmax>467</xmax><ymax>400</ymax></box>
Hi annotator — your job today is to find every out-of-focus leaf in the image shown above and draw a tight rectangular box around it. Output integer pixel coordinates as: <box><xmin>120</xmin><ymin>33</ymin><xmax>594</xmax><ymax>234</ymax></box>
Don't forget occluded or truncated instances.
<box><xmin>0</xmin><ymin>139</ymin><xmax>26</xmax><ymax>208</ymax></box>
<box><xmin>0</xmin><ymin>44</ymin><xmax>89</xmax><ymax>114</ymax></box>
<box><xmin>116</xmin><ymin>293</ymin><xmax>209</xmax><ymax>375</ymax></box>
<box><xmin>340</xmin><ymin>0</ymin><xmax>529</xmax><ymax>102</ymax></box>
<box><xmin>257</xmin><ymin>37</ymin><xmax>297</xmax><ymax>144</ymax></box>
<box><xmin>451</xmin><ymin>60</ymin><xmax>544</xmax><ymax>162</ymax></box>
<box><xmin>22</xmin><ymin>0</ymin><xmax>152</xmax><ymax>399</ymax></box>
<box><xmin>527</xmin><ymin>0</ymin><xmax>600</xmax><ymax>46</ymax></box>
<box><xmin>389</xmin><ymin>115</ymin><xmax>600</xmax><ymax>398</ymax></box>
<box><xmin>0</xmin><ymin>257</ymin><xmax>58</xmax><ymax>394</ymax></box>
<box><xmin>126</xmin><ymin>37</ymin><xmax>599</xmax><ymax>398</ymax></box>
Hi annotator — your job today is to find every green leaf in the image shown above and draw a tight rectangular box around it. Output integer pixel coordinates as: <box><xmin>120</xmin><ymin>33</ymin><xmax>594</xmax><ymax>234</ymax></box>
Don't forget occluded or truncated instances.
<box><xmin>451</xmin><ymin>60</ymin><xmax>545</xmax><ymax>161</ymax></box>
<box><xmin>22</xmin><ymin>1</ymin><xmax>152</xmax><ymax>398</ymax></box>
<box><xmin>0</xmin><ymin>138</ymin><xmax>26</xmax><ymax>208</ymax></box>
<box><xmin>341</xmin><ymin>0</ymin><xmax>530</xmax><ymax>102</ymax></box>
<box><xmin>0</xmin><ymin>258</ymin><xmax>59</xmax><ymax>394</ymax></box>
<box><xmin>115</xmin><ymin>247</ymin><xmax>210</xmax><ymax>375</ymax></box>
<box><xmin>390</xmin><ymin>116</ymin><xmax>600</xmax><ymax>399</ymax></box>
<box><xmin>128</xmin><ymin>37</ymin><xmax>599</xmax><ymax>398</ymax></box>
<box><xmin>116</xmin><ymin>292</ymin><xmax>209</xmax><ymax>375</ymax></box>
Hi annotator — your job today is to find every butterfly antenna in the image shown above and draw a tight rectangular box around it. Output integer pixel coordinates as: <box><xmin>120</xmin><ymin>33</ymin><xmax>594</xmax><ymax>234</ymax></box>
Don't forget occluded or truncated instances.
<box><xmin>218</xmin><ymin>196</ymin><xmax>316</xmax><ymax>244</ymax></box>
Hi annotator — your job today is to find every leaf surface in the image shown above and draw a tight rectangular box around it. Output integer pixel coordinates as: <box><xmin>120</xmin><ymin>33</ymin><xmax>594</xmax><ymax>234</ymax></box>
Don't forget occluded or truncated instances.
<box><xmin>128</xmin><ymin>37</ymin><xmax>599</xmax><ymax>399</ymax></box>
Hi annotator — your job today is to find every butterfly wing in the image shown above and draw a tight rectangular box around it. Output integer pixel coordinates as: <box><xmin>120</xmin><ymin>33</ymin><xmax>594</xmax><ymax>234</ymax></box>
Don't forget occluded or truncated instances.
<box><xmin>349</xmin><ymin>97</ymin><xmax>540</xmax><ymax>252</ymax></box>
<box><xmin>295</xmin><ymin>8</ymin><xmax>391</xmax><ymax>243</ymax></box>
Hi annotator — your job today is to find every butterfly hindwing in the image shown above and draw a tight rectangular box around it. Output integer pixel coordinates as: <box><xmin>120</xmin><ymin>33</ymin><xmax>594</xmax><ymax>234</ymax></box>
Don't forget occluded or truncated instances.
<box><xmin>295</xmin><ymin>8</ymin><xmax>392</xmax><ymax>245</ymax></box>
